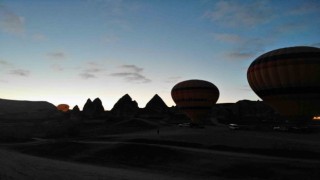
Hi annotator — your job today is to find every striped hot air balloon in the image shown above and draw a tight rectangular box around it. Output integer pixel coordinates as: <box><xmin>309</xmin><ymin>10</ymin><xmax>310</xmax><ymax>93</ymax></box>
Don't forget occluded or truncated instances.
<box><xmin>57</xmin><ymin>104</ymin><xmax>70</xmax><ymax>112</ymax></box>
<box><xmin>171</xmin><ymin>79</ymin><xmax>219</xmax><ymax>124</ymax></box>
<box><xmin>247</xmin><ymin>46</ymin><xmax>320</xmax><ymax>124</ymax></box>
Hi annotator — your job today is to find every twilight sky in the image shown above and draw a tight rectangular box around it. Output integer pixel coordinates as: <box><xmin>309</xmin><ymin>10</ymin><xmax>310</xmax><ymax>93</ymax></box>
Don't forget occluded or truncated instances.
<box><xmin>0</xmin><ymin>0</ymin><xmax>320</xmax><ymax>110</ymax></box>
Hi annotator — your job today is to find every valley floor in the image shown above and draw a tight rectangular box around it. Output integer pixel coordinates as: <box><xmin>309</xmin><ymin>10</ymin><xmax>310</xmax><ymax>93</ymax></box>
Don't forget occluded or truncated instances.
<box><xmin>1</xmin><ymin>125</ymin><xmax>320</xmax><ymax>180</ymax></box>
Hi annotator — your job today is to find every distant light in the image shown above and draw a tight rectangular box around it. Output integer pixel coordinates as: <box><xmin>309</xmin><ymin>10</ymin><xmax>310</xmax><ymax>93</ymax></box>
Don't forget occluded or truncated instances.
<box><xmin>313</xmin><ymin>116</ymin><xmax>320</xmax><ymax>120</ymax></box>
<box><xmin>57</xmin><ymin>104</ymin><xmax>70</xmax><ymax>112</ymax></box>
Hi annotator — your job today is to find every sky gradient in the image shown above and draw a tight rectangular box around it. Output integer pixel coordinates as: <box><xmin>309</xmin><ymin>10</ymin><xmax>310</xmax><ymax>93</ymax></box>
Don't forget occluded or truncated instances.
<box><xmin>1</xmin><ymin>0</ymin><xmax>320</xmax><ymax>110</ymax></box>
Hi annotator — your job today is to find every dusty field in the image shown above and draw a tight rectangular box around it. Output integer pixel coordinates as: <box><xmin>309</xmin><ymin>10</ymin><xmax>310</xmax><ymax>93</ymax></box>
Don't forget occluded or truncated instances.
<box><xmin>1</xmin><ymin>125</ymin><xmax>320</xmax><ymax>180</ymax></box>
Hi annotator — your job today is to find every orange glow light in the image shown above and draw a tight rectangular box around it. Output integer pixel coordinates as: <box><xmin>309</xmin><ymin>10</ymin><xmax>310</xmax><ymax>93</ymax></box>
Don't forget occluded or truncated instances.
<box><xmin>57</xmin><ymin>104</ymin><xmax>70</xmax><ymax>112</ymax></box>
<box><xmin>313</xmin><ymin>116</ymin><xmax>320</xmax><ymax>120</ymax></box>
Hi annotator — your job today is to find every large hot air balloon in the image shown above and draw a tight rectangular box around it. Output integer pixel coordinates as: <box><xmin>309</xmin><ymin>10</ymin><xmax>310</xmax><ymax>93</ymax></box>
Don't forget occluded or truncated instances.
<box><xmin>171</xmin><ymin>79</ymin><xmax>219</xmax><ymax>125</ymax></box>
<box><xmin>247</xmin><ymin>46</ymin><xmax>320</xmax><ymax>124</ymax></box>
<box><xmin>57</xmin><ymin>104</ymin><xmax>70</xmax><ymax>112</ymax></box>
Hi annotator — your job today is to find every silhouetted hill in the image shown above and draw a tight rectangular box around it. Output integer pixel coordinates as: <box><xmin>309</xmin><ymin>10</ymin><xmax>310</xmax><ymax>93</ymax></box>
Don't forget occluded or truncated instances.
<box><xmin>93</xmin><ymin>98</ymin><xmax>105</xmax><ymax>114</ymax></box>
<box><xmin>0</xmin><ymin>98</ymin><xmax>76</xmax><ymax>141</ymax></box>
<box><xmin>233</xmin><ymin>100</ymin><xmax>274</xmax><ymax>116</ymax></box>
<box><xmin>72</xmin><ymin>105</ymin><xmax>80</xmax><ymax>112</ymax></box>
<box><xmin>0</xmin><ymin>98</ymin><xmax>62</xmax><ymax>120</ymax></box>
<box><xmin>82</xmin><ymin>98</ymin><xmax>105</xmax><ymax>118</ymax></box>
<box><xmin>111</xmin><ymin>94</ymin><xmax>139</xmax><ymax>117</ymax></box>
<box><xmin>82</xmin><ymin>99</ymin><xmax>94</xmax><ymax>118</ymax></box>
<box><xmin>212</xmin><ymin>100</ymin><xmax>277</xmax><ymax>125</ymax></box>
<box><xmin>70</xmin><ymin>105</ymin><xmax>81</xmax><ymax>119</ymax></box>
<box><xmin>144</xmin><ymin>94</ymin><xmax>169</xmax><ymax>113</ymax></box>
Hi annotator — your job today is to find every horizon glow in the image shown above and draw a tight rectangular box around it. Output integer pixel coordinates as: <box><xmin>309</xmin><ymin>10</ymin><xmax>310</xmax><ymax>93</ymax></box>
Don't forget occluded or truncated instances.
<box><xmin>0</xmin><ymin>0</ymin><xmax>319</xmax><ymax>110</ymax></box>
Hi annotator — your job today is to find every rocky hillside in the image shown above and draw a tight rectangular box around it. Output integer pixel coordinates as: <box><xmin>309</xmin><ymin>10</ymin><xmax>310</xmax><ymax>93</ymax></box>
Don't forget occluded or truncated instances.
<box><xmin>82</xmin><ymin>98</ymin><xmax>105</xmax><ymax>118</ymax></box>
<box><xmin>110</xmin><ymin>94</ymin><xmax>139</xmax><ymax>117</ymax></box>
<box><xmin>0</xmin><ymin>98</ymin><xmax>62</xmax><ymax>120</ymax></box>
<box><xmin>144</xmin><ymin>94</ymin><xmax>169</xmax><ymax>113</ymax></box>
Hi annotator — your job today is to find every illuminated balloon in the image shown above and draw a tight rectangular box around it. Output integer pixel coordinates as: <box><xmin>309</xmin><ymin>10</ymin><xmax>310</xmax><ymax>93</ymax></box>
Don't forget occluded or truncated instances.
<box><xmin>247</xmin><ymin>46</ymin><xmax>320</xmax><ymax>123</ymax></box>
<box><xmin>171</xmin><ymin>79</ymin><xmax>219</xmax><ymax>124</ymax></box>
<box><xmin>57</xmin><ymin>104</ymin><xmax>70</xmax><ymax>112</ymax></box>
<box><xmin>313</xmin><ymin>116</ymin><xmax>320</xmax><ymax>121</ymax></box>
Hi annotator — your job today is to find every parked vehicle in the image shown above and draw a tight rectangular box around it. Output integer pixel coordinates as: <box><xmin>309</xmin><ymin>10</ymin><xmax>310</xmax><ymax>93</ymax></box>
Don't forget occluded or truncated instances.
<box><xmin>229</xmin><ymin>124</ymin><xmax>239</xmax><ymax>130</ymax></box>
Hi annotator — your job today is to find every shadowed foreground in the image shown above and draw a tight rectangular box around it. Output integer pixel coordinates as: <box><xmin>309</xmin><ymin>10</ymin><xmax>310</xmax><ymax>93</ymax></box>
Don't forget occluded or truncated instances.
<box><xmin>0</xmin><ymin>148</ymin><xmax>195</xmax><ymax>180</ymax></box>
<box><xmin>1</xmin><ymin>126</ymin><xmax>320</xmax><ymax>180</ymax></box>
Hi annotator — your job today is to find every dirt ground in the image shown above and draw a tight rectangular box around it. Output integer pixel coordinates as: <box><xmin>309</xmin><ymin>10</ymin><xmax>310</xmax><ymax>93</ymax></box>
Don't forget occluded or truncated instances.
<box><xmin>1</xmin><ymin>125</ymin><xmax>320</xmax><ymax>180</ymax></box>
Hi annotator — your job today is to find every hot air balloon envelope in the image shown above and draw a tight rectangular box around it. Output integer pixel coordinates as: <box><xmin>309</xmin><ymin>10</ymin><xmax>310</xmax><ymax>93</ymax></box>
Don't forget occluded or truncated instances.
<box><xmin>57</xmin><ymin>104</ymin><xmax>70</xmax><ymax>112</ymax></box>
<box><xmin>247</xmin><ymin>46</ymin><xmax>320</xmax><ymax>123</ymax></box>
<box><xmin>171</xmin><ymin>79</ymin><xmax>219</xmax><ymax>124</ymax></box>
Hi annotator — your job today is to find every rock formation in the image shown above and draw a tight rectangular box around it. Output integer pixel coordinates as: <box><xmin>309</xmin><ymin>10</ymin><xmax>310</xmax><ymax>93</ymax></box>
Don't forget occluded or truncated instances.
<box><xmin>232</xmin><ymin>100</ymin><xmax>276</xmax><ymax>123</ymax></box>
<box><xmin>0</xmin><ymin>98</ymin><xmax>62</xmax><ymax>120</ymax></box>
<box><xmin>82</xmin><ymin>98</ymin><xmax>94</xmax><ymax>118</ymax></box>
<box><xmin>82</xmin><ymin>98</ymin><xmax>105</xmax><ymax>118</ymax></box>
<box><xmin>72</xmin><ymin>105</ymin><xmax>80</xmax><ymax>113</ymax></box>
<box><xmin>211</xmin><ymin>100</ymin><xmax>277</xmax><ymax>124</ymax></box>
<box><xmin>111</xmin><ymin>94</ymin><xmax>138</xmax><ymax>117</ymax></box>
<box><xmin>93</xmin><ymin>98</ymin><xmax>104</xmax><ymax>114</ymax></box>
<box><xmin>70</xmin><ymin>105</ymin><xmax>81</xmax><ymax>119</ymax></box>
<box><xmin>144</xmin><ymin>94</ymin><xmax>169</xmax><ymax>113</ymax></box>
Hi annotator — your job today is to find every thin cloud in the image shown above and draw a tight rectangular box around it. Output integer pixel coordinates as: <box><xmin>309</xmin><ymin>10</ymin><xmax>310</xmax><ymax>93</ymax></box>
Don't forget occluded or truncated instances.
<box><xmin>226</xmin><ymin>52</ymin><xmax>255</xmax><ymax>60</ymax></box>
<box><xmin>224</xmin><ymin>47</ymin><xmax>261</xmax><ymax>61</ymax></box>
<box><xmin>121</xmin><ymin>64</ymin><xmax>143</xmax><ymax>72</ymax></box>
<box><xmin>206</xmin><ymin>1</ymin><xmax>318</xmax><ymax>61</ymax></box>
<box><xmin>86</xmin><ymin>67</ymin><xmax>104</xmax><ymax>73</ymax></box>
<box><xmin>0</xmin><ymin>4</ymin><xmax>25</xmax><ymax>35</ymax></box>
<box><xmin>10</xmin><ymin>69</ymin><xmax>30</xmax><ymax>77</ymax></box>
<box><xmin>47</xmin><ymin>51</ymin><xmax>68</xmax><ymax>72</ymax></box>
<box><xmin>273</xmin><ymin>22</ymin><xmax>306</xmax><ymax>34</ymax></box>
<box><xmin>110</xmin><ymin>64</ymin><xmax>151</xmax><ymax>83</ymax></box>
<box><xmin>204</xmin><ymin>1</ymin><xmax>274</xmax><ymax>27</ymax></box>
<box><xmin>111</xmin><ymin>72</ymin><xmax>151</xmax><ymax>83</ymax></box>
<box><xmin>0</xmin><ymin>59</ymin><xmax>12</xmax><ymax>67</ymax></box>
<box><xmin>212</xmin><ymin>33</ymin><xmax>243</xmax><ymax>44</ymax></box>
<box><xmin>47</xmin><ymin>51</ymin><xmax>66</xmax><ymax>60</ymax></box>
<box><xmin>227</xmin><ymin>37</ymin><xmax>270</xmax><ymax>60</ymax></box>
<box><xmin>85</xmin><ymin>62</ymin><xmax>106</xmax><ymax>73</ymax></box>
<box><xmin>51</xmin><ymin>64</ymin><xmax>64</xmax><ymax>72</ymax></box>
<box><xmin>288</xmin><ymin>1</ymin><xmax>320</xmax><ymax>15</ymax></box>
<box><xmin>80</xmin><ymin>72</ymin><xmax>96</xmax><ymax>79</ymax></box>
<box><xmin>79</xmin><ymin>62</ymin><xmax>107</xmax><ymax>79</ymax></box>
<box><xmin>213</xmin><ymin>32</ymin><xmax>272</xmax><ymax>46</ymax></box>
<box><xmin>213</xmin><ymin>32</ymin><xmax>271</xmax><ymax>60</ymax></box>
